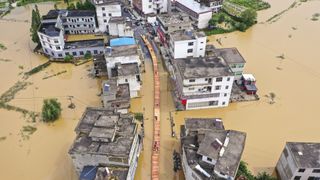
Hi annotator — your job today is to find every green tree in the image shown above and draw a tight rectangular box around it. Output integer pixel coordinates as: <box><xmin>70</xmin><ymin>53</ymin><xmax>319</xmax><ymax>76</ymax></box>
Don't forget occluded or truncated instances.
<box><xmin>67</xmin><ymin>3</ymin><xmax>75</xmax><ymax>10</ymax></box>
<box><xmin>83</xmin><ymin>0</ymin><xmax>95</xmax><ymax>10</ymax></box>
<box><xmin>41</xmin><ymin>98</ymin><xmax>62</xmax><ymax>122</ymax></box>
<box><xmin>76</xmin><ymin>1</ymin><xmax>83</xmax><ymax>10</ymax></box>
<box><xmin>255</xmin><ymin>172</ymin><xmax>277</xmax><ymax>180</ymax></box>
<box><xmin>54</xmin><ymin>3</ymin><xmax>58</xmax><ymax>10</ymax></box>
<box><xmin>209</xmin><ymin>19</ymin><xmax>217</xmax><ymax>26</ymax></box>
<box><xmin>30</xmin><ymin>5</ymin><xmax>41</xmax><ymax>45</ymax></box>
<box><xmin>134</xmin><ymin>113</ymin><xmax>144</xmax><ymax>122</ymax></box>
<box><xmin>64</xmin><ymin>54</ymin><xmax>73</xmax><ymax>61</ymax></box>
<box><xmin>64</xmin><ymin>0</ymin><xmax>69</xmax><ymax>5</ymax></box>
<box><xmin>236</xmin><ymin>161</ymin><xmax>255</xmax><ymax>180</ymax></box>
<box><xmin>218</xmin><ymin>14</ymin><xmax>225</xmax><ymax>23</ymax></box>
<box><xmin>84</xmin><ymin>52</ymin><xmax>92</xmax><ymax>59</ymax></box>
<box><xmin>240</xmin><ymin>9</ymin><xmax>257</xmax><ymax>26</ymax></box>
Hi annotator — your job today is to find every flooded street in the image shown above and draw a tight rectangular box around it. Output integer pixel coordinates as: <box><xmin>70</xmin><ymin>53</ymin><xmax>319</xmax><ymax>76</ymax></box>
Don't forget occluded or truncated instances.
<box><xmin>0</xmin><ymin>0</ymin><xmax>320</xmax><ymax>179</ymax></box>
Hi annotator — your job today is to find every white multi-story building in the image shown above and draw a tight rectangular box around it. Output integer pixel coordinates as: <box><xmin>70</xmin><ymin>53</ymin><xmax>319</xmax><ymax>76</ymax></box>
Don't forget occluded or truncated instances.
<box><xmin>181</xmin><ymin>118</ymin><xmax>246</xmax><ymax>180</ymax></box>
<box><xmin>93</xmin><ymin>0</ymin><xmax>122</xmax><ymax>32</ymax></box>
<box><xmin>105</xmin><ymin>45</ymin><xmax>142</xmax><ymax>98</ymax></box>
<box><xmin>69</xmin><ymin>107</ymin><xmax>141</xmax><ymax>180</ymax></box>
<box><xmin>175</xmin><ymin>0</ymin><xmax>224</xmax><ymax>29</ymax></box>
<box><xmin>169</xmin><ymin>30</ymin><xmax>207</xmax><ymax>59</ymax></box>
<box><xmin>172</xmin><ymin>56</ymin><xmax>234</xmax><ymax>110</ymax></box>
<box><xmin>108</xmin><ymin>17</ymin><xmax>134</xmax><ymax>37</ymax></box>
<box><xmin>133</xmin><ymin>0</ymin><xmax>168</xmax><ymax>15</ymax></box>
<box><xmin>276</xmin><ymin>142</ymin><xmax>320</xmax><ymax>180</ymax></box>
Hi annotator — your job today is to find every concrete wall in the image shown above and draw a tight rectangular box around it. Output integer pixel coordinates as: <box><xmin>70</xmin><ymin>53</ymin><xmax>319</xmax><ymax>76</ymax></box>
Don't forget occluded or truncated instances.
<box><xmin>197</xmin><ymin>11</ymin><xmax>212</xmax><ymax>29</ymax></box>
<box><xmin>105</xmin><ymin>55</ymin><xmax>141</xmax><ymax>77</ymax></box>
<box><xmin>170</xmin><ymin>36</ymin><xmax>206</xmax><ymax>59</ymax></box>
<box><xmin>141</xmin><ymin>0</ymin><xmax>168</xmax><ymax>15</ymax></box>
<box><xmin>64</xmin><ymin>46</ymin><xmax>104</xmax><ymax>58</ymax></box>
<box><xmin>38</xmin><ymin>30</ymin><xmax>65</xmax><ymax>58</ymax></box>
<box><xmin>227</xmin><ymin>63</ymin><xmax>245</xmax><ymax>81</ymax></box>
<box><xmin>96</xmin><ymin>4</ymin><xmax>122</xmax><ymax>32</ymax></box>
<box><xmin>182</xmin><ymin>148</ymin><xmax>203</xmax><ymax>180</ymax></box>
<box><xmin>117</xmin><ymin>75</ymin><xmax>141</xmax><ymax>98</ymax></box>
<box><xmin>108</xmin><ymin>22</ymin><xmax>134</xmax><ymax>37</ymax></box>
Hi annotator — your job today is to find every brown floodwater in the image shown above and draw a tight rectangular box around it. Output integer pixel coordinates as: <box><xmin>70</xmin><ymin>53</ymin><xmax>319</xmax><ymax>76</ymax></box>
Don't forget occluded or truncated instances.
<box><xmin>1</xmin><ymin>0</ymin><xmax>320</xmax><ymax>179</ymax></box>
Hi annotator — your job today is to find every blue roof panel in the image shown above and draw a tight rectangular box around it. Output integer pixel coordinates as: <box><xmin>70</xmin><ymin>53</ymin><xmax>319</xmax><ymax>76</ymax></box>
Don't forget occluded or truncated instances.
<box><xmin>110</xmin><ymin>38</ymin><xmax>135</xmax><ymax>47</ymax></box>
<box><xmin>80</xmin><ymin>166</ymin><xmax>98</xmax><ymax>180</ymax></box>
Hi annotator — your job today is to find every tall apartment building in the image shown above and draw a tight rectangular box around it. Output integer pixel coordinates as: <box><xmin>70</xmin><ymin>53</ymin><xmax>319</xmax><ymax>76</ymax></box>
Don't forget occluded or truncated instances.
<box><xmin>180</xmin><ymin>118</ymin><xmax>246</xmax><ymax>180</ymax></box>
<box><xmin>63</xmin><ymin>10</ymin><xmax>96</xmax><ymax>34</ymax></box>
<box><xmin>172</xmin><ymin>56</ymin><xmax>234</xmax><ymax>110</ymax></box>
<box><xmin>276</xmin><ymin>142</ymin><xmax>320</xmax><ymax>180</ymax></box>
<box><xmin>69</xmin><ymin>107</ymin><xmax>141</xmax><ymax>180</ymax></box>
<box><xmin>93</xmin><ymin>0</ymin><xmax>122</xmax><ymax>32</ymax></box>
<box><xmin>156</xmin><ymin>11</ymin><xmax>192</xmax><ymax>46</ymax></box>
<box><xmin>175</xmin><ymin>0</ymin><xmax>224</xmax><ymax>29</ymax></box>
<box><xmin>133</xmin><ymin>0</ymin><xmax>168</xmax><ymax>15</ymax></box>
<box><xmin>169</xmin><ymin>30</ymin><xmax>207</xmax><ymax>59</ymax></box>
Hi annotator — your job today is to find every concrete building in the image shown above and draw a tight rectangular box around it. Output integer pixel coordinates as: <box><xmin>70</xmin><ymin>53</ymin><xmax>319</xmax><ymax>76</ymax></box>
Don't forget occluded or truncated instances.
<box><xmin>38</xmin><ymin>9</ymin><xmax>104</xmax><ymax>59</ymax></box>
<box><xmin>93</xmin><ymin>0</ymin><xmax>122</xmax><ymax>32</ymax></box>
<box><xmin>276</xmin><ymin>142</ymin><xmax>320</xmax><ymax>180</ymax></box>
<box><xmin>93</xmin><ymin>55</ymin><xmax>108</xmax><ymax>77</ymax></box>
<box><xmin>101</xmin><ymin>79</ymin><xmax>130</xmax><ymax>113</ymax></box>
<box><xmin>175</xmin><ymin>0</ymin><xmax>212</xmax><ymax>29</ymax></box>
<box><xmin>180</xmin><ymin>118</ymin><xmax>246</xmax><ymax>180</ymax></box>
<box><xmin>133</xmin><ymin>0</ymin><xmax>168</xmax><ymax>15</ymax></box>
<box><xmin>169</xmin><ymin>30</ymin><xmax>207</xmax><ymax>59</ymax></box>
<box><xmin>104</xmin><ymin>44</ymin><xmax>142</xmax><ymax>98</ymax></box>
<box><xmin>111</xmin><ymin>63</ymin><xmax>141</xmax><ymax>98</ymax></box>
<box><xmin>156</xmin><ymin>11</ymin><xmax>192</xmax><ymax>46</ymax></box>
<box><xmin>108</xmin><ymin>17</ymin><xmax>134</xmax><ymax>37</ymax></box>
<box><xmin>69</xmin><ymin>107</ymin><xmax>141</xmax><ymax>180</ymax></box>
<box><xmin>208</xmin><ymin>47</ymin><xmax>246</xmax><ymax>82</ymax></box>
<box><xmin>172</xmin><ymin>56</ymin><xmax>234</xmax><ymax>110</ymax></box>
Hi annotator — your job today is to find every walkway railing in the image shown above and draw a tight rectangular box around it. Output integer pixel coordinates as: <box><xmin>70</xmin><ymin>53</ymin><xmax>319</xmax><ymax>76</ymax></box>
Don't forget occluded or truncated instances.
<box><xmin>141</xmin><ymin>35</ymin><xmax>161</xmax><ymax>180</ymax></box>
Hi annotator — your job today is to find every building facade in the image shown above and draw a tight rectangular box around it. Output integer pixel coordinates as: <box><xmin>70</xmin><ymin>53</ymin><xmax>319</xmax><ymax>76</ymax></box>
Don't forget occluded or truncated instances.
<box><xmin>93</xmin><ymin>0</ymin><xmax>122</xmax><ymax>32</ymax></box>
<box><xmin>63</xmin><ymin>10</ymin><xmax>96</xmax><ymax>34</ymax></box>
<box><xmin>156</xmin><ymin>11</ymin><xmax>192</xmax><ymax>46</ymax></box>
<box><xmin>69</xmin><ymin>107</ymin><xmax>141</xmax><ymax>180</ymax></box>
<box><xmin>172</xmin><ymin>56</ymin><xmax>234</xmax><ymax>110</ymax></box>
<box><xmin>133</xmin><ymin>0</ymin><xmax>168</xmax><ymax>15</ymax></box>
<box><xmin>276</xmin><ymin>142</ymin><xmax>320</xmax><ymax>180</ymax></box>
<box><xmin>181</xmin><ymin>118</ymin><xmax>246</xmax><ymax>180</ymax></box>
<box><xmin>169</xmin><ymin>30</ymin><xmax>207</xmax><ymax>59</ymax></box>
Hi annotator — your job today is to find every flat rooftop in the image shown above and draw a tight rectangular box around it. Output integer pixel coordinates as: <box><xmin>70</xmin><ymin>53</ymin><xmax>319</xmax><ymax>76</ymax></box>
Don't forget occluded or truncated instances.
<box><xmin>69</xmin><ymin>107</ymin><xmax>136</xmax><ymax>157</ymax></box>
<box><xmin>66</xmin><ymin>10</ymin><xmax>95</xmax><ymax>17</ymax></box>
<box><xmin>93</xmin><ymin>0</ymin><xmax>121</xmax><ymax>5</ymax></box>
<box><xmin>39</xmin><ymin>22</ymin><xmax>61</xmax><ymax>37</ymax></box>
<box><xmin>95</xmin><ymin>166</ymin><xmax>128</xmax><ymax>180</ymax></box>
<box><xmin>105</xmin><ymin>45</ymin><xmax>138</xmax><ymax>57</ymax></box>
<box><xmin>64</xmin><ymin>39</ymin><xmax>104</xmax><ymax>49</ymax></box>
<box><xmin>176</xmin><ymin>0</ymin><xmax>212</xmax><ymax>14</ymax></box>
<box><xmin>103</xmin><ymin>79</ymin><xmax>130</xmax><ymax>99</ymax></box>
<box><xmin>286</xmin><ymin>142</ymin><xmax>320</xmax><ymax>168</ymax></box>
<box><xmin>216</xmin><ymin>48</ymin><xmax>246</xmax><ymax>64</ymax></box>
<box><xmin>170</xmin><ymin>30</ymin><xmax>205</xmax><ymax>41</ymax></box>
<box><xmin>185</xmin><ymin>118</ymin><xmax>225</xmax><ymax>131</ymax></box>
<box><xmin>42</xmin><ymin>9</ymin><xmax>61</xmax><ymax>20</ymax></box>
<box><xmin>110</xmin><ymin>37</ymin><xmax>136</xmax><ymax>47</ymax></box>
<box><xmin>112</xmin><ymin>63</ymin><xmax>139</xmax><ymax>77</ymax></box>
<box><xmin>157</xmin><ymin>11</ymin><xmax>190</xmax><ymax>26</ymax></box>
<box><xmin>181</xmin><ymin>125</ymin><xmax>246</xmax><ymax>179</ymax></box>
<box><xmin>174</xmin><ymin>56</ymin><xmax>233</xmax><ymax>79</ymax></box>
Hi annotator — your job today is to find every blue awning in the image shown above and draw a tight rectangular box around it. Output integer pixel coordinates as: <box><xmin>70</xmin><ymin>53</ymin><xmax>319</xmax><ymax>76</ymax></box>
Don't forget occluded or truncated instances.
<box><xmin>245</xmin><ymin>84</ymin><xmax>257</xmax><ymax>91</ymax></box>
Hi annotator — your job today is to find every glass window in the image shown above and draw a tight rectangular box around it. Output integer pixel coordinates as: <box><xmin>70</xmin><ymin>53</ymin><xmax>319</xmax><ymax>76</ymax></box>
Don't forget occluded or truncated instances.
<box><xmin>215</xmin><ymin>86</ymin><xmax>221</xmax><ymax>90</ymax></box>
<box><xmin>299</xmin><ymin>169</ymin><xmax>306</xmax><ymax>173</ymax></box>
<box><xmin>313</xmin><ymin>169</ymin><xmax>320</xmax><ymax>173</ymax></box>
<box><xmin>226</xmin><ymin>85</ymin><xmax>229</xmax><ymax>89</ymax></box>
<box><xmin>294</xmin><ymin>176</ymin><xmax>301</xmax><ymax>180</ymax></box>
<box><xmin>187</xmin><ymin>49</ymin><xmax>193</xmax><ymax>53</ymax></box>
<box><xmin>102</xmin><ymin>7</ymin><xmax>105</xmax><ymax>11</ymax></box>
<box><xmin>216</xmin><ymin>77</ymin><xmax>223</xmax><ymax>82</ymax></box>
<box><xmin>189</xmin><ymin>79</ymin><xmax>195</xmax><ymax>83</ymax></box>
<box><xmin>188</xmin><ymin>42</ymin><xmax>194</xmax><ymax>46</ymax></box>
<box><xmin>227</xmin><ymin>77</ymin><xmax>231</xmax><ymax>81</ymax></box>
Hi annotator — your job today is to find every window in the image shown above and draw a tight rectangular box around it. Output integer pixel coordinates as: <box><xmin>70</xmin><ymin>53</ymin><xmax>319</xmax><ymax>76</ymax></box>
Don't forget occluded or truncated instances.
<box><xmin>222</xmin><ymin>102</ymin><xmax>226</xmax><ymax>105</ymax></box>
<box><xmin>51</xmin><ymin>52</ymin><xmax>54</xmax><ymax>56</ymax></box>
<box><xmin>212</xmin><ymin>93</ymin><xmax>219</xmax><ymax>97</ymax></box>
<box><xmin>94</xmin><ymin>50</ymin><xmax>98</xmax><ymax>54</ymax></box>
<box><xmin>49</xmin><ymin>45</ymin><xmax>52</xmax><ymax>49</ymax></box>
<box><xmin>102</xmin><ymin>7</ymin><xmax>105</xmax><ymax>11</ymax></box>
<box><xmin>308</xmin><ymin>177</ymin><xmax>320</xmax><ymax>180</ymax></box>
<box><xmin>200</xmin><ymin>41</ymin><xmax>204</xmax><ymax>44</ymax></box>
<box><xmin>299</xmin><ymin>169</ymin><xmax>306</xmax><ymax>173</ymax></box>
<box><xmin>188</xmin><ymin>42</ymin><xmax>194</xmax><ymax>46</ymax></box>
<box><xmin>200</xmin><ymin>48</ymin><xmax>203</xmax><ymax>50</ymax></box>
<box><xmin>108</xmin><ymin>13</ymin><xmax>112</xmax><ymax>16</ymax></box>
<box><xmin>225</xmin><ymin>85</ymin><xmax>229</xmax><ymax>89</ymax></box>
<box><xmin>45</xmin><ymin>49</ymin><xmax>48</xmax><ymax>53</ymax></box>
<box><xmin>40</xmin><ymin>35</ymin><xmax>43</xmax><ymax>39</ymax></box>
<box><xmin>148</xmin><ymin>5</ymin><xmax>152</xmax><ymax>8</ymax></box>
<box><xmin>56</xmin><ymin>46</ymin><xmax>61</xmax><ymax>50</ymax></box>
<box><xmin>294</xmin><ymin>176</ymin><xmax>301</xmax><ymax>180</ymax></box>
<box><xmin>215</xmin><ymin>85</ymin><xmax>221</xmax><ymax>90</ymax></box>
<box><xmin>104</xmin><ymin>19</ymin><xmax>107</xmax><ymax>23</ymax></box>
<box><xmin>187</xmin><ymin>49</ymin><xmax>193</xmax><ymax>53</ymax></box>
<box><xmin>207</xmin><ymin>157</ymin><xmax>212</xmax><ymax>161</ymax></box>
<box><xmin>216</xmin><ymin>77</ymin><xmax>223</xmax><ymax>82</ymax></box>
<box><xmin>72</xmin><ymin>52</ymin><xmax>77</xmax><ymax>56</ymax></box>
<box><xmin>65</xmin><ymin>52</ymin><xmax>69</xmax><ymax>56</ymax></box>
<box><xmin>149</xmin><ymin>0</ymin><xmax>152</xmax><ymax>2</ymax></box>
<box><xmin>313</xmin><ymin>169</ymin><xmax>320</xmax><ymax>173</ymax></box>
<box><xmin>227</xmin><ymin>77</ymin><xmax>231</xmax><ymax>81</ymax></box>
<box><xmin>58</xmin><ymin>53</ymin><xmax>62</xmax><ymax>57</ymax></box>
<box><xmin>209</xmin><ymin>101</ymin><xmax>218</xmax><ymax>106</ymax></box>
<box><xmin>80</xmin><ymin>51</ymin><xmax>84</xmax><ymax>55</ymax></box>
<box><xmin>103</xmin><ymin>13</ymin><xmax>106</xmax><ymax>17</ymax></box>
<box><xmin>189</xmin><ymin>79</ymin><xmax>195</xmax><ymax>83</ymax></box>
<box><xmin>188</xmin><ymin>87</ymin><xmax>194</xmax><ymax>91</ymax></box>
<box><xmin>125</xmin><ymin>79</ymin><xmax>128</xmax><ymax>82</ymax></box>
<box><xmin>224</xmin><ymin>93</ymin><xmax>227</xmax><ymax>97</ymax></box>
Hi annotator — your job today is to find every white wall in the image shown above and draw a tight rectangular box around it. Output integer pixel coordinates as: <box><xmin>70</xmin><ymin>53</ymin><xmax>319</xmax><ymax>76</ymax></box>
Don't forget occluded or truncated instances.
<box><xmin>141</xmin><ymin>0</ymin><xmax>168</xmax><ymax>14</ymax></box>
<box><xmin>197</xmin><ymin>11</ymin><xmax>212</xmax><ymax>29</ymax></box>
<box><xmin>38</xmin><ymin>29</ymin><xmax>65</xmax><ymax>58</ymax></box>
<box><xmin>117</xmin><ymin>75</ymin><xmax>141</xmax><ymax>98</ymax></box>
<box><xmin>108</xmin><ymin>22</ymin><xmax>134</xmax><ymax>37</ymax></box>
<box><xmin>105</xmin><ymin>55</ymin><xmax>141</xmax><ymax>77</ymax></box>
<box><xmin>171</xmin><ymin>36</ymin><xmax>207</xmax><ymax>59</ymax></box>
<box><xmin>96</xmin><ymin>4</ymin><xmax>122</xmax><ymax>32</ymax></box>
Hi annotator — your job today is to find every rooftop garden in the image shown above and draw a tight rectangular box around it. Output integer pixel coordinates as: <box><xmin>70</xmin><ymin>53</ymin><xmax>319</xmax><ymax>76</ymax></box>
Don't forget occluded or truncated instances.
<box><xmin>205</xmin><ymin>0</ymin><xmax>270</xmax><ymax>35</ymax></box>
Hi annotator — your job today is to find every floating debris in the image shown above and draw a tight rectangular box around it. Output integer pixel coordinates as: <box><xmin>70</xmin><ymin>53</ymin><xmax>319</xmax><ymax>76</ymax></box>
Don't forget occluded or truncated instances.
<box><xmin>0</xmin><ymin>43</ymin><xmax>7</xmax><ymax>50</ymax></box>
<box><xmin>311</xmin><ymin>13</ymin><xmax>320</xmax><ymax>21</ymax></box>
<box><xmin>42</xmin><ymin>70</ymin><xmax>67</xmax><ymax>80</ymax></box>
<box><xmin>276</xmin><ymin>54</ymin><xmax>285</xmax><ymax>60</ymax></box>
<box><xmin>0</xmin><ymin>136</ymin><xmax>6</xmax><ymax>141</ymax></box>
<box><xmin>0</xmin><ymin>58</ymin><xmax>11</xmax><ymax>62</ymax></box>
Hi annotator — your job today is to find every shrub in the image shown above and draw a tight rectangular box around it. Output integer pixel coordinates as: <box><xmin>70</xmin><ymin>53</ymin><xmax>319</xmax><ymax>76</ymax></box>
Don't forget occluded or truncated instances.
<box><xmin>64</xmin><ymin>54</ymin><xmax>73</xmax><ymax>61</ymax></box>
<box><xmin>134</xmin><ymin>113</ymin><xmax>143</xmax><ymax>122</ymax></box>
<box><xmin>84</xmin><ymin>52</ymin><xmax>92</xmax><ymax>59</ymax></box>
<box><xmin>42</xmin><ymin>98</ymin><xmax>62</xmax><ymax>122</ymax></box>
